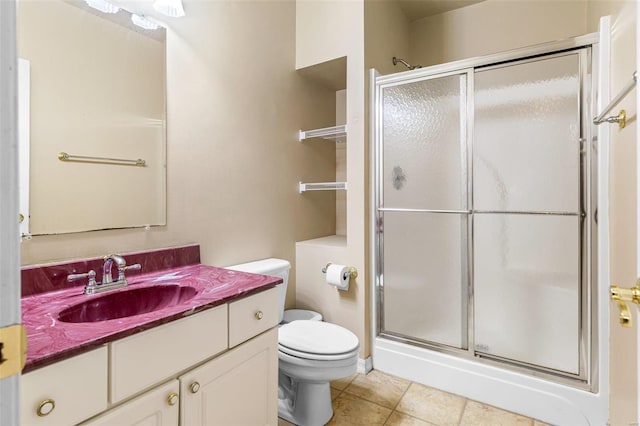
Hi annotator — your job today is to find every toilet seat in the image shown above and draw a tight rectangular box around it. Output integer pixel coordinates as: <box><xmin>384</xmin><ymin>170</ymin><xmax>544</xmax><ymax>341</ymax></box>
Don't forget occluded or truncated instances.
<box><xmin>278</xmin><ymin>344</ymin><xmax>358</xmax><ymax>361</ymax></box>
<box><xmin>282</xmin><ymin>309</ymin><xmax>323</xmax><ymax>323</ymax></box>
<box><xmin>278</xmin><ymin>320</ymin><xmax>359</xmax><ymax>361</ymax></box>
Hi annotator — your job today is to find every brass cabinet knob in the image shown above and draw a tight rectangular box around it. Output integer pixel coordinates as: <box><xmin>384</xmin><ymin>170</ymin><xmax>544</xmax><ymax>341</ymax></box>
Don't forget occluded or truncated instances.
<box><xmin>167</xmin><ymin>392</ymin><xmax>179</xmax><ymax>406</ymax></box>
<box><xmin>190</xmin><ymin>382</ymin><xmax>200</xmax><ymax>394</ymax></box>
<box><xmin>37</xmin><ymin>399</ymin><xmax>55</xmax><ymax>417</ymax></box>
<box><xmin>255</xmin><ymin>310</ymin><xmax>264</xmax><ymax>320</ymax></box>
<box><xmin>19</xmin><ymin>213</ymin><xmax>24</xmax><ymax>223</ymax></box>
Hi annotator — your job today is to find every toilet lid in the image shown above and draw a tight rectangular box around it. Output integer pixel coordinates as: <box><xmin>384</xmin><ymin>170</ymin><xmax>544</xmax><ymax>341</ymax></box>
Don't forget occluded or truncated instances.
<box><xmin>278</xmin><ymin>320</ymin><xmax>359</xmax><ymax>356</ymax></box>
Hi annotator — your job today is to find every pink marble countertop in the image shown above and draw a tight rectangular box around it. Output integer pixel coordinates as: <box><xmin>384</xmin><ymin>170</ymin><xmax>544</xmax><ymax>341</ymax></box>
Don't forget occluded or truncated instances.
<box><xmin>22</xmin><ymin>264</ymin><xmax>281</xmax><ymax>373</ymax></box>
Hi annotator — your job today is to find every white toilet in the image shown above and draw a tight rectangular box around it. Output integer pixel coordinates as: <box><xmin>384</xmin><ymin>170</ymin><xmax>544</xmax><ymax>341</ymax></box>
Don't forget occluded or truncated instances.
<box><xmin>227</xmin><ymin>258</ymin><xmax>359</xmax><ymax>426</ymax></box>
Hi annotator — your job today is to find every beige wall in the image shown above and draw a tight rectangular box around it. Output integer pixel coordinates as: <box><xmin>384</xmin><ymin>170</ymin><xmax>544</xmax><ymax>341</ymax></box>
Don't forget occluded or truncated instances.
<box><xmin>409</xmin><ymin>0</ymin><xmax>588</xmax><ymax>67</ymax></box>
<box><xmin>295</xmin><ymin>236</ymin><xmax>351</xmax><ymax>334</ymax></box>
<box><xmin>18</xmin><ymin>0</ymin><xmax>166</xmax><ymax>234</ymax></box>
<box><xmin>296</xmin><ymin>0</ymin><xmax>362</xmax><ymax>70</ymax></box>
<box><xmin>364</xmin><ymin>0</ymin><xmax>410</xmax><ymax>75</ymax></box>
<box><xmin>20</xmin><ymin>0</ymin><xmax>338</xmax><ymax>311</ymax></box>
<box><xmin>295</xmin><ymin>0</ymin><xmax>368</xmax><ymax>357</ymax></box>
<box><xmin>587</xmin><ymin>2</ymin><xmax>638</xmax><ymax>424</ymax></box>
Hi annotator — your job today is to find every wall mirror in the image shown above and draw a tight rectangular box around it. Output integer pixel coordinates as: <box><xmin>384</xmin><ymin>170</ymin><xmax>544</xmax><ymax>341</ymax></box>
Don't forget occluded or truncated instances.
<box><xmin>17</xmin><ymin>0</ymin><xmax>167</xmax><ymax>235</ymax></box>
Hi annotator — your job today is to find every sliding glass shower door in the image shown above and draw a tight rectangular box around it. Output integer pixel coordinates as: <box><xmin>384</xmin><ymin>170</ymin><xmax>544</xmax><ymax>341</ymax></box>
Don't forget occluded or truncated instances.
<box><xmin>380</xmin><ymin>72</ymin><xmax>470</xmax><ymax>349</ymax></box>
<box><xmin>375</xmin><ymin>48</ymin><xmax>593</xmax><ymax>381</ymax></box>
<box><xmin>473</xmin><ymin>54</ymin><xmax>584</xmax><ymax>375</ymax></box>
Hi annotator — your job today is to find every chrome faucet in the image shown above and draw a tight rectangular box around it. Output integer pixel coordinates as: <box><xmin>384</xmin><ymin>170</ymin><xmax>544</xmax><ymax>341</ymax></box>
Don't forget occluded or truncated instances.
<box><xmin>102</xmin><ymin>254</ymin><xmax>127</xmax><ymax>285</ymax></box>
<box><xmin>67</xmin><ymin>254</ymin><xmax>141</xmax><ymax>295</ymax></box>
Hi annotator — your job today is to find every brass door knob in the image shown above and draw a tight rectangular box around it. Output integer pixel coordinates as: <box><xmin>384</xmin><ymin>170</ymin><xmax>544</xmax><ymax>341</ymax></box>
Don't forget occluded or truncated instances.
<box><xmin>255</xmin><ymin>311</ymin><xmax>264</xmax><ymax>320</ymax></box>
<box><xmin>18</xmin><ymin>213</ymin><xmax>24</xmax><ymax>223</ymax></box>
<box><xmin>37</xmin><ymin>399</ymin><xmax>55</xmax><ymax>417</ymax></box>
<box><xmin>167</xmin><ymin>392</ymin><xmax>179</xmax><ymax>406</ymax></box>
<box><xmin>190</xmin><ymin>382</ymin><xmax>200</xmax><ymax>394</ymax></box>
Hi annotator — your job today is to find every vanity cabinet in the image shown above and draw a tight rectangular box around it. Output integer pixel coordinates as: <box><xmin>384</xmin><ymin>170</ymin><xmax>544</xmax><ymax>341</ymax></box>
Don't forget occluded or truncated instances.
<box><xmin>21</xmin><ymin>286</ymin><xmax>279</xmax><ymax>426</ymax></box>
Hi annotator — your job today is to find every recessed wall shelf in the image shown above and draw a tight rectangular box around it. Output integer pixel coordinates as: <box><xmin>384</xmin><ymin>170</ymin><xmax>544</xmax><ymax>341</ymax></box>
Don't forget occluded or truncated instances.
<box><xmin>299</xmin><ymin>181</ymin><xmax>347</xmax><ymax>193</ymax></box>
<box><xmin>299</xmin><ymin>125</ymin><xmax>347</xmax><ymax>143</ymax></box>
<box><xmin>296</xmin><ymin>234</ymin><xmax>347</xmax><ymax>248</ymax></box>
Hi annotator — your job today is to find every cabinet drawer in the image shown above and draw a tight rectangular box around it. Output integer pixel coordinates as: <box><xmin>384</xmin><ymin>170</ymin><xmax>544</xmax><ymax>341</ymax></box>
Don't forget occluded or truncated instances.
<box><xmin>228</xmin><ymin>287</ymin><xmax>279</xmax><ymax>347</ymax></box>
<box><xmin>21</xmin><ymin>347</ymin><xmax>108</xmax><ymax>426</ymax></box>
<box><xmin>110</xmin><ymin>304</ymin><xmax>228</xmax><ymax>403</ymax></box>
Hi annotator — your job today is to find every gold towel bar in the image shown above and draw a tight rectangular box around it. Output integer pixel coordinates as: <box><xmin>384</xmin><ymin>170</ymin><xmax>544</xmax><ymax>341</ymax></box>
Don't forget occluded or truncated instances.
<box><xmin>593</xmin><ymin>71</ymin><xmax>636</xmax><ymax>128</ymax></box>
<box><xmin>58</xmin><ymin>152</ymin><xmax>146</xmax><ymax>167</ymax></box>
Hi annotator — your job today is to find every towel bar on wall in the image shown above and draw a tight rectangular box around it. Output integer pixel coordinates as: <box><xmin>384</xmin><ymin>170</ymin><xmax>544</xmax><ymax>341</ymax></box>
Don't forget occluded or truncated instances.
<box><xmin>299</xmin><ymin>181</ymin><xmax>347</xmax><ymax>193</ymax></box>
<box><xmin>58</xmin><ymin>152</ymin><xmax>146</xmax><ymax>167</ymax></box>
<box><xmin>298</xmin><ymin>125</ymin><xmax>347</xmax><ymax>142</ymax></box>
<box><xmin>593</xmin><ymin>70</ymin><xmax>636</xmax><ymax>129</ymax></box>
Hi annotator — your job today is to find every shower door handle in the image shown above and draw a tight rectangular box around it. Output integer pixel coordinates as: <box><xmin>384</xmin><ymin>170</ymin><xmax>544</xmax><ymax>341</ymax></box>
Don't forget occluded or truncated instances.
<box><xmin>610</xmin><ymin>283</ymin><xmax>640</xmax><ymax>327</ymax></box>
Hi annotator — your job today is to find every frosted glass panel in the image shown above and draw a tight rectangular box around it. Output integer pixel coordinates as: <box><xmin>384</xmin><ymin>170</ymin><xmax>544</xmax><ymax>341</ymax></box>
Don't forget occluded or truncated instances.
<box><xmin>474</xmin><ymin>214</ymin><xmax>580</xmax><ymax>374</ymax></box>
<box><xmin>382</xmin><ymin>74</ymin><xmax>465</xmax><ymax>210</ymax></box>
<box><xmin>474</xmin><ymin>54</ymin><xmax>580</xmax><ymax>212</ymax></box>
<box><xmin>383</xmin><ymin>212</ymin><xmax>466</xmax><ymax>348</ymax></box>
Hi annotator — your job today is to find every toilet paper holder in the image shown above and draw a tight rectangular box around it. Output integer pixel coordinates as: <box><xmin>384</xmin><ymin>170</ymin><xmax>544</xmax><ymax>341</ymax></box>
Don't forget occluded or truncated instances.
<box><xmin>321</xmin><ymin>263</ymin><xmax>358</xmax><ymax>279</ymax></box>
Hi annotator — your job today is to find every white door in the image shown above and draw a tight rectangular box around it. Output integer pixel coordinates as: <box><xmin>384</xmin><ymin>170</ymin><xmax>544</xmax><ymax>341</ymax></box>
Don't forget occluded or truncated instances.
<box><xmin>0</xmin><ymin>1</ymin><xmax>22</xmax><ymax>425</ymax></box>
<box><xmin>637</xmin><ymin>4</ymin><xmax>640</xmax><ymax>420</ymax></box>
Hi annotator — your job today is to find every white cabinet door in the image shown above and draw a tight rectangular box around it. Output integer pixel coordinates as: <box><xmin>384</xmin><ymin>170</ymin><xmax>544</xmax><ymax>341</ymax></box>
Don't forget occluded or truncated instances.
<box><xmin>180</xmin><ymin>328</ymin><xmax>278</xmax><ymax>426</ymax></box>
<box><xmin>82</xmin><ymin>380</ymin><xmax>179</xmax><ymax>426</ymax></box>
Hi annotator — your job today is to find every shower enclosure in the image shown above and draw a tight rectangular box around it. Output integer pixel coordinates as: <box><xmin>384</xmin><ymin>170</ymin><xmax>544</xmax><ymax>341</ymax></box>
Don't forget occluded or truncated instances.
<box><xmin>372</xmin><ymin>35</ymin><xmax>600</xmax><ymax>408</ymax></box>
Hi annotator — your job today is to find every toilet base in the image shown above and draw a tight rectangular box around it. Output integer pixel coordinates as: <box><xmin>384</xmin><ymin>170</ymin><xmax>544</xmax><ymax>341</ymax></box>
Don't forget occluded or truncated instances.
<box><xmin>278</xmin><ymin>372</ymin><xmax>333</xmax><ymax>426</ymax></box>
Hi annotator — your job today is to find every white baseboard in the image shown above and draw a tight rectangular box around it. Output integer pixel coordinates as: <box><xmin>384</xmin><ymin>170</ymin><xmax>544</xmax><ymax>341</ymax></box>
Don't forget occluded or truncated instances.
<box><xmin>357</xmin><ymin>356</ymin><xmax>372</xmax><ymax>374</ymax></box>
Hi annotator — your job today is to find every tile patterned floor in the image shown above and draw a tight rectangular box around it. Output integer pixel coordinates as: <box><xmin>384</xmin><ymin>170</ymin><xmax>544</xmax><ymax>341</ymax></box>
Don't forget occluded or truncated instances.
<box><xmin>278</xmin><ymin>370</ymin><xmax>551</xmax><ymax>426</ymax></box>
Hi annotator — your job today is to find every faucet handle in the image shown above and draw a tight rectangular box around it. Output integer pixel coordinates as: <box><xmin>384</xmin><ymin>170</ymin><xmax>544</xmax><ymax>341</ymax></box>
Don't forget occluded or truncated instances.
<box><xmin>117</xmin><ymin>263</ymin><xmax>141</xmax><ymax>282</ymax></box>
<box><xmin>67</xmin><ymin>270</ymin><xmax>98</xmax><ymax>291</ymax></box>
<box><xmin>68</xmin><ymin>269</ymin><xmax>96</xmax><ymax>282</ymax></box>
<box><xmin>123</xmin><ymin>264</ymin><xmax>141</xmax><ymax>272</ymax></box>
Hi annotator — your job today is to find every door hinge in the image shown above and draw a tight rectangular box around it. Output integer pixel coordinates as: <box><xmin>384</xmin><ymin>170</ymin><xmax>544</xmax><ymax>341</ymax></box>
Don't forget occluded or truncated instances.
<box><xmin>0</xmin><ymin>324</ymin><xmax>27</xmax><ymax>379</ymax></box>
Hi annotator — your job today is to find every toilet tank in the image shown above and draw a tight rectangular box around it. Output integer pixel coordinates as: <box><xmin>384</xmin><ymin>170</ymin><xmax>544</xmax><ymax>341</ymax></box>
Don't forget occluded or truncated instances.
<box><xmin>225</xmin><ymin>258</ymin><xmax>290</xmax><ymax>323</ymax></box>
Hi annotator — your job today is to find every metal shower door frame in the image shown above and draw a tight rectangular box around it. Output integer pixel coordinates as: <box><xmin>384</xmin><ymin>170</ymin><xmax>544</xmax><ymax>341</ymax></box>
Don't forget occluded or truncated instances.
<box><xmin>372</xmin><ymin>34</ymin><xmax>598</xmax><ymax>390</ymax></box>
<box><xmin>375</xmin><ymin>67</ymin><xmax>473</xmax><ymax>352</ymax></box>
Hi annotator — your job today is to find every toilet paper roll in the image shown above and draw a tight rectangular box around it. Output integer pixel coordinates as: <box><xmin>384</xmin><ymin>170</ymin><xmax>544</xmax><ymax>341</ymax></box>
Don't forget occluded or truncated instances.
<box><xmin>326</xmin><ymin>264</ymin><xmax>350</xmax><ymax>291</ymax></box>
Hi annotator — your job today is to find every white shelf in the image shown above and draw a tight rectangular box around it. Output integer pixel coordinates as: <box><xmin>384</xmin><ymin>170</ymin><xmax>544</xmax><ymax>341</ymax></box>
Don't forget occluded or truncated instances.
<box><xmin>299</xmin><ymin>125</ymin><xmax>347</xmax><ymax>143</ymax></box>
<box><xmin>296</xmin><ymin>234</ymin><xmax>347</xmax><ymax>248</ymax></box>
<box><xmin>299</xmin><ymin>181</ymin><xmax>347</xmax><ymax>193</ymax></box>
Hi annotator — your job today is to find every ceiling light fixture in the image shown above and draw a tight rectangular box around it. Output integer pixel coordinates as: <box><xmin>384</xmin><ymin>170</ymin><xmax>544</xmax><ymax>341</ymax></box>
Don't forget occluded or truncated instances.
<box><xmin>131</xmin><ymin>14</ymin><xmax>160</xmax><ymax>30</ymax></box>
<box><xmin>152</xmin><ymin>0</ymin><xmax>185</xmax><ymax>18</ymax></box>
<box><xmin>84</xmin><ymin>0</ymin><xmax>120</xmax><ymax>14</ymax></box>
